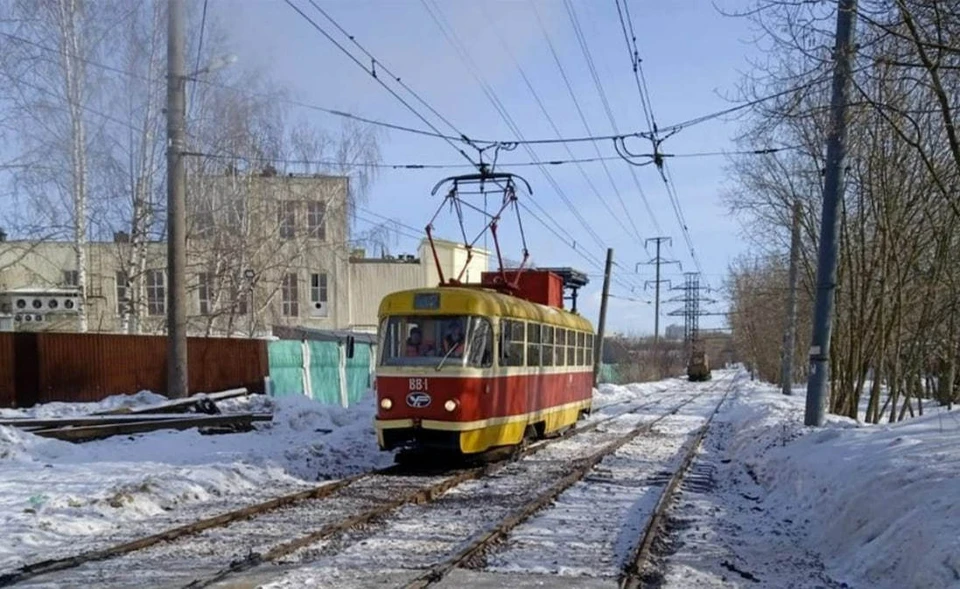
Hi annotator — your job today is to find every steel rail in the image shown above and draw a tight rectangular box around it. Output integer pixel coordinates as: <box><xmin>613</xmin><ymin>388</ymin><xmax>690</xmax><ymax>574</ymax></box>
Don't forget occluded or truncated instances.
<box><xmin>183</xmin><ymin>395</ymin><xmax>678</xmax><ymax>588</ymax></box>
<box><xmin>400</xmin><ymin>376</ymin><xmax>736</xmax><ymax>589</ymax></box>
<box><xmin>0</xmin><ymin>394</ymin><xmax>672</xmax><ymax>587</ymax></box>
<box><xmin>619</xmin><ymin>373</ymin><xmax>740</xmax><ymax>588</ymax></box>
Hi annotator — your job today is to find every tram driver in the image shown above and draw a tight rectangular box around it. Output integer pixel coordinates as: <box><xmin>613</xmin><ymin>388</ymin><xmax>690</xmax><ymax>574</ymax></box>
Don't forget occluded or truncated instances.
<box><xmin>442</xmin><ymin>319</ymin><xmax>465</xmax><ymax>357</ymax></box>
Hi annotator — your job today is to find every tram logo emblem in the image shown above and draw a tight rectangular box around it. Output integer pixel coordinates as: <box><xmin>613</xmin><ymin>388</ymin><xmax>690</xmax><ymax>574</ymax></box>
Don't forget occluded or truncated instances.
<box><xmin>406</xmin><ymin>392</ymin><xmax>432</xmax><ymax>408</ymax></box>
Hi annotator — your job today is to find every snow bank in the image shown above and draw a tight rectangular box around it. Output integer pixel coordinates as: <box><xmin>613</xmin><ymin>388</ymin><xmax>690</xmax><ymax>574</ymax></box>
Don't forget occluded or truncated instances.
<box><xmin>725</xmin><ymin>381</ymin><xmax>960</xmax><ymax>589</ymax></box>
<box><xmin>0</xmin><ymin>391</ymin><xmax>392</xmax><ymax>570</ymax></box>
<box><xmin>0</xmin><ymin>390</ymin><xmax>168</xmax><ymax>419</ymax></box>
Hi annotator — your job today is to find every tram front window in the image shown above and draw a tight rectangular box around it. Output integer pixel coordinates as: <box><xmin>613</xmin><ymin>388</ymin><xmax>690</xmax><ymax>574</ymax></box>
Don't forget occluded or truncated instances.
<box><xmin>379</xmin><ymin>316</ymin><xmax>492</xmax><ymax>368</ymax></box>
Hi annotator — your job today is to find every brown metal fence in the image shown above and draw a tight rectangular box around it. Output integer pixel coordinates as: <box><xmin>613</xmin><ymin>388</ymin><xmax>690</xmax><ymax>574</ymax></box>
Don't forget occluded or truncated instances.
<box><xmin>0</xmin><ymin>333</ymin><xmax>15</xmax><ymax>407</ymax></box>
<box><xmin>0</xmin><ymin>332</ymin><xmax>268</xmax><ymax>408</ymax></box>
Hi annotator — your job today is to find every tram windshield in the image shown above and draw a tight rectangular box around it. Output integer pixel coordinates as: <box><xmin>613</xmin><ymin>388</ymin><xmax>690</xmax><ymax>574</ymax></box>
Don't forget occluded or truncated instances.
<box><xmin>379</xmin><ymin>315</ymin><xmax>493</xmax><ymax>368</ymax></box>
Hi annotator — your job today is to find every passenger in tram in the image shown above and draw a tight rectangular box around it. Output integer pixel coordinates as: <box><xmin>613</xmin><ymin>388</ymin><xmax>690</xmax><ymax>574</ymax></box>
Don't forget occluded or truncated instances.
<box><xmin>405</xmin><ymin>327</ymin><xmax>435</xmax><ymax>357</ymax></box>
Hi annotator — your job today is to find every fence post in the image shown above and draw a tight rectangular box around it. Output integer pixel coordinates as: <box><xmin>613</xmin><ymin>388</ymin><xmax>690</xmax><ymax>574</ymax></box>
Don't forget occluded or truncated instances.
<box><xmin>301</xmin><ymin>340</ymin><xmax>313</xmax><ymax>399</ymax></box>
<box><xmin>338</xmin><ymin>341</ymin><xmax>349</xmax><ymax>408</ymax></box>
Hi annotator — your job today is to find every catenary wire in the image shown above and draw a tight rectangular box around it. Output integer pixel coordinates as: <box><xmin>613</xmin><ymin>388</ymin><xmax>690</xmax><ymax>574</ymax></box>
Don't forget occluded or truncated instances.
<box><xmin>560</xmin><ymin>0</ymin><xmax>649</xmax><ymax>244</ymax></box>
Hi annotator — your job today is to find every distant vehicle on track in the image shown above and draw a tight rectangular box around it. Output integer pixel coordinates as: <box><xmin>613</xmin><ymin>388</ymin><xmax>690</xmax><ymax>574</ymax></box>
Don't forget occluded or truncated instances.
<box><xmin>687</xmin><ymin>349</ymin><xmax>711</xmax><ymax>382</ymax></box>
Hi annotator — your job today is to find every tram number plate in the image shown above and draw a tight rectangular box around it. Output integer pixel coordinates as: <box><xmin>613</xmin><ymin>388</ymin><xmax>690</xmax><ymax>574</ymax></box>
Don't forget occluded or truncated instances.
<box><xmin>409</xmin><ymin>378</ymin><xmax>429</xmax><ymax>391</ymax></box>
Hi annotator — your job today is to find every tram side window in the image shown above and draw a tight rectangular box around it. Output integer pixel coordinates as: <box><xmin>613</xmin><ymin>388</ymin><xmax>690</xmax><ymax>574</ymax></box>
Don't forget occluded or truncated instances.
<box><xmin>586</xmin><ymin>334</ymin><xmax>594</xmax><ymax>367</ymax></box>
<box><xmin>555</xmin><ymin>329</ymin><xmax>566</xmax><ymax>366</ymax></box>
<box><xmin>466</xmin><ymin>317</ymin><xmax>494</xmax><ymax>368</ymax></box>
<box><xmin>566</xmin><ymin>330</ymin><xmax>576</xmax><ymax>366</ymax></box>
<box><xmin>527</xmin><ymin>322</ymin><xmax>542</xmax><ymax>367</ymax></box>
<box><xmin>576</xmin><ymin>332</ymin><xmax>586</xmax><ymax>366</ymax></box>
<box><xmin>501</xmin><ymin>319</ymin><xmax>526</xmax><ymax>367</ymax></box>
<box><xmin>542</xmin><ymin>326</ymin><xmax>555</xmax><ymax>367</ymax></box>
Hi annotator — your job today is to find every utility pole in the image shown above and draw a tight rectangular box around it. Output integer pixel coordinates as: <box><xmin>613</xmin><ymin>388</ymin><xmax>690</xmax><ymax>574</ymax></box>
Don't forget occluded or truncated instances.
<box><xmin>640</xmin><ymin>237</ymin><xmax>678</xmax><ymax>351</ymax></box>
<box><xmin>781</xmin><ymin>199</ymin><xmax>801</xmax><ymax>395</ymax></box>
<box><xmin>166</xmin><ymin>0</ymin><xmax>188</xmax><ymax>399</ymax></box>
<box><xmin>806</xmin><ymin>0</ymin><xmax>858</xmax><ymax>426</ymax></box>
<box><xmin>594</xmin><ymin>248</ymin><xmax>614</xmax><ymax>387</ymax></box>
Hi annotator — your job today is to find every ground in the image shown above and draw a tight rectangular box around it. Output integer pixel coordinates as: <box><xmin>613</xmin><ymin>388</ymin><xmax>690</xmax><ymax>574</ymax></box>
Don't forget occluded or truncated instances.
<box><xmin>0</xmin><ymin>373</ymin><xmax>957</xmax><ymax>588</ymax></box>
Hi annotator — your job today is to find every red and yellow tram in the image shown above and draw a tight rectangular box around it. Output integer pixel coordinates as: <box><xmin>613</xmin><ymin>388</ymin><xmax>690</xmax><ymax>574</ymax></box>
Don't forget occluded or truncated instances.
<box><xmin>374</xmin><ymin>282</ymin><xmax>596</xmax><ymax>455</ymax></box>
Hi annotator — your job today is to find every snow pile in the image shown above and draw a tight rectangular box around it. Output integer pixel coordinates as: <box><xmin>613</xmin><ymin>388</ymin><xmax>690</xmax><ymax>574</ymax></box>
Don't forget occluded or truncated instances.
<box><xmin>0</xmin><ymin>392</ymin><xmax>391</xmax><ymax>570</ymax></box>
<box><xmin>0</xmin><ymin>390</ymin><xmax>167</xmax><ymax>419</ymax></box>
<box><xmin>725</xmin><ymin>382</ymin><xmax>960</xmax><ymax>589</ymax></box>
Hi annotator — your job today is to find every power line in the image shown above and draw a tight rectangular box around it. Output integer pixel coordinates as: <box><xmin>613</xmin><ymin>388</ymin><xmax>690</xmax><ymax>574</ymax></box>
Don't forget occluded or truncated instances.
<box><xmin>478</xmin><ymin>2</ymin><xmax>644</xmax><ymax>256</ymax></box>
<box><xmin>420</xmin><ymin>0</ymin><xmax>618</xmax><ymax>276</ymax></box>
<box><xmin>561</xmin><ymin>0</ymin><xmax>648</xmax><ymax>244</ymax></box>
<box><xmin>0</xmin><ymin>29</ymin><xmax>835</xmax><ymax>151</ymax></box>
<box><xmin>613</xmin><ymin>0</ymin><xmax>704</xmax><ymax>277</ymax></box>
<box><xmin>282</xmin><ymin>0</ymin><xmax>478</xmax><ymax>166</ymax></box>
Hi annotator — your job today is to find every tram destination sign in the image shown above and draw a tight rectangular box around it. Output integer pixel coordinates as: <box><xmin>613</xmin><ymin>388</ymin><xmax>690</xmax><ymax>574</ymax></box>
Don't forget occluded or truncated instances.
<box><xmin>413</xmin><ymin>292</ymin><xmax>440</xmax><ymax>310</ymax></box>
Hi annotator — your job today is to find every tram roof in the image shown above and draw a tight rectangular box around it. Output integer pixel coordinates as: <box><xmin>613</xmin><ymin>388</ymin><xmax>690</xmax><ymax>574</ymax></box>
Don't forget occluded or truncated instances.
<box><xmin>378</xmin><ymin>287</ymin><xmax>594</xmax><ymax>332</ymax></box>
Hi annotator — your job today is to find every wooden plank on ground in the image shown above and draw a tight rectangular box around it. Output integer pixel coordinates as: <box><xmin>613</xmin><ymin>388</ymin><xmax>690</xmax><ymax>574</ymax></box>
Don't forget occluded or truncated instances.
<box><xmin>92</xmin><ymin>388</ymin><xmax>251</xmax><ymax>416</ymax></box>
<box><xmin>0</xmin><ymin>414</ymin><xmax>219</xmax><ymax>429</ymax></box>
<box><xmin>30</xmin><ymin>413</ymin><xmax>272</xmax><ymax>442</ymax></box>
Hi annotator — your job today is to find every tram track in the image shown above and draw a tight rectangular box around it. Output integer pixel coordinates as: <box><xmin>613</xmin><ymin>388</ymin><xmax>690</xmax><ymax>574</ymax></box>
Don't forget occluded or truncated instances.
<box><xmin>399</xmin><ymin>373</ymin><xmax>738</xmax><ymax>589</ymax></box>
<box><xmin>1</xmin><ymin>392</ymin><xmax>675</xmax><ymax>588</ymax></box>
<box><xmin>619</xmin><ymin>375</ymin><xmax>738</xmax><ymax>588</ymax></box>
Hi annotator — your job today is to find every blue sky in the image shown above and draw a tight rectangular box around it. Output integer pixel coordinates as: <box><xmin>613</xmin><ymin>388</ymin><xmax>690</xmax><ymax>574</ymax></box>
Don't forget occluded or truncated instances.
<box><xmin>213</xmin><ymin>0</ymin><xmax>762</xmax><ymax>336</ymax></box>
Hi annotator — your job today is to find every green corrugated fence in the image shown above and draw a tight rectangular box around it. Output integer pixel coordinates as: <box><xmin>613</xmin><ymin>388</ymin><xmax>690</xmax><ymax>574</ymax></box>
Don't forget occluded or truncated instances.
<box><xmin>598</xmin><ymin>363</ymin><xmax>620</xmax><ymax>385</ymax></box>
<box><xmin>267</xmin><ymin>339</ymin><xmax>375</xmax><ymax>407</ymax></box>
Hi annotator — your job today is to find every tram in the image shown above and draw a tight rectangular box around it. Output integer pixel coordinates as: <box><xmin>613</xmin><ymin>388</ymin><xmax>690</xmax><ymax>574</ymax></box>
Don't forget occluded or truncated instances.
<box><xmin>374</xmin><ymin>272</ymin><xmax>595</xmax><ymax>456</ymax></box>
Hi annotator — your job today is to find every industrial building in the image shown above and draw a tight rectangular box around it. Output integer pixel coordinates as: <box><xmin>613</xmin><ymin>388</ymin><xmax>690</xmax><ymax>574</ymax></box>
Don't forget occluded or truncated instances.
<box><xmin>0</xmin><ymin>174</ymin><xmax>487</xmax><ymax>335</ymax></box>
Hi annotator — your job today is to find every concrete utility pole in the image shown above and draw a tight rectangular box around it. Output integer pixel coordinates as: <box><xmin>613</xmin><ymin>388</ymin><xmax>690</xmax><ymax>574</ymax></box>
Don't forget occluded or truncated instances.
<box><xmin>806</xmin><ymin>0</ymin><xmax>858</xmax><ymax>426</ymax></box>
<box><xmin>166</xmin><ymin>0</ymin><xmax>188</xmax><ymax>399</ymax></box>
<box><xmin>594</xmin><ymin>248</ymin><xmax>614</xmax><ymax>387</ymax></box>
<box><xmin>781</xmin><ymin>199</ymin><xmax>802</xmax><ymax>396</ymax></box>
<box><xmin>640</xmin><ymin>237</ymin><xmax>678</xmax><ymax>351</ymax></box>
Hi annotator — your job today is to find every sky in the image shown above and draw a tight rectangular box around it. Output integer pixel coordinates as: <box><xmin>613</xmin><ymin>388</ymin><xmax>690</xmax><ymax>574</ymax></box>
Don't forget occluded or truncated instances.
<box><xmin>210</xmin><ymin>0</ymin><xmax>764</xmax><ymax>336</ymax></box>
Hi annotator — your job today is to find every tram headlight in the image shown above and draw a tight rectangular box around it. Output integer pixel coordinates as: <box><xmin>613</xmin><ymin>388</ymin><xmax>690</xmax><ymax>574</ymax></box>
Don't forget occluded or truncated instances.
<box><xmin>444</xmin><ymin>399</ymin><xmax>459</xmax><ymax>412</ymax></box>
<box><xmin>380</xmin><ymin>398</ymin><xmax>393</xmax><ymax>410</ymax></box>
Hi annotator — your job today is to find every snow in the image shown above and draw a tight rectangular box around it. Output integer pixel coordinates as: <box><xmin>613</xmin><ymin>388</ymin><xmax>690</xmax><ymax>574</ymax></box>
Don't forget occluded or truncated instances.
<box><xmin>5</xmin><ymin>372</ymin><xmax>957</xmax><ymax>589</ymax></box>
<box><xmin>0</xmin><ymin>390</ymin><xmax>168</xmax><ymax>419</ymax></box>
<box><xmin>662</xmin><ymin>379</ymin><xmax>960</xmax><ymax>589</ymax></box>
<box><xmin>0</xmin><ymin>391</ymin><xmax>392</xmax><ymax>571</ymax></box>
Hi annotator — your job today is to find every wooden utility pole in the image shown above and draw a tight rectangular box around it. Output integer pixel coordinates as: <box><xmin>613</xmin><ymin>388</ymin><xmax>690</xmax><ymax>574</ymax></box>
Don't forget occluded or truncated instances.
<box><xmin>166</xmin><ymin>0</ymin><xmax>188</xmax><ymax>398</ymax></box>
<box><xmin>781</xmin><ymin>199</ymin><xmax>801</xmax><ymax>396</ymax></box>
<box><xmin>806</xmin><ymin>0</ymin><xmax>858</xmax><ymax>425</ymax></box>
<box><xmin>594</xmin><ymin>248</ymin><xmax>614</xmax><ymax>387</ymax></box>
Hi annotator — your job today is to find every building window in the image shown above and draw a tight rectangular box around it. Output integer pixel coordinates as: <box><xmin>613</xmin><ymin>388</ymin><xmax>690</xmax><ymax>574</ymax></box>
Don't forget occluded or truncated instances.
<box><xmin>234</xmin><ymin>286</ymin><xmax>248</xmax><ymax>316</ymax></box>
<box><xmin>310</xmin><ymin>272</ymin><xmax>328</xmax><ymax>314</ymax></box>
<box><xmin>146</xmin><ymin>269</ymin><xmax>165</xmax><ymax>316</ymax></box>
<box><xmin>198</xmin><ymin>272</ymin><xmax>212</xmax><ymax>315</ymax></box>
<box><xmin>307</xmin><ymin>201</ymin><xmax>326</xmax><ymax>240</ymax></box>
<box><xmin>282</xmin><ymin>273</ymin><xmax>299</xmax><ymax>317</ymax></box>
<box><xmin>63</xmin><ymin>270</ymin><xmax>78</xmax><ymax>288</ymax></box>
<box><xmin>116</xmin><ymin>272</ymin><xmax>129</xmax><ymax>315</ymax></box>
<box><xmin>278</xmin><ymin>200</ymin><xmax>296</xmax><ymax>239</ymax></box>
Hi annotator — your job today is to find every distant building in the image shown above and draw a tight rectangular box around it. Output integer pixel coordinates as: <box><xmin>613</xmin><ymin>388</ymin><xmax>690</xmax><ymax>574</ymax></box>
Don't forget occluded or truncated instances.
<box><xmin>0</xmin><ymin>174</ymin><xmax>488</xmax><ymax>335</ymax></box>
<box><xmin>664</xmin><ymin>323</ymin><xmax>685</xmax><ymax>341</ymax></box>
